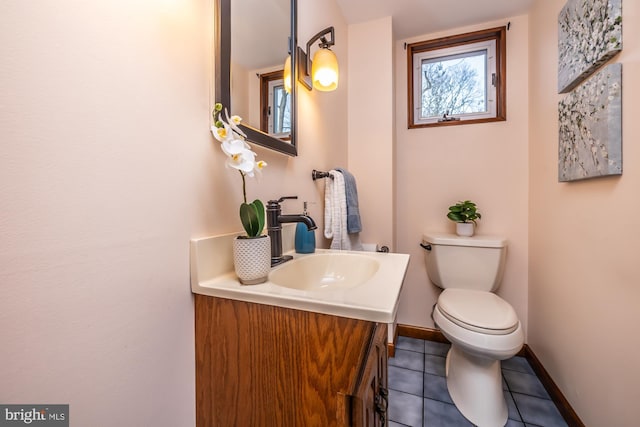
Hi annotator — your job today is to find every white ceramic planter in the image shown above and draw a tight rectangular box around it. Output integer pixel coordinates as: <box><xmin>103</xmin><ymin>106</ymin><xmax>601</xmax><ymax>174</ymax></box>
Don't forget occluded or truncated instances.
<box><xmin>233</xmin><ymin>235</ymin><xmax>271</xmax><ymax>285</ymax></box>
<box><xmin>456</xmin><ymin>222</ymin><xmax>475</xmax><ymax>237</ymax></box>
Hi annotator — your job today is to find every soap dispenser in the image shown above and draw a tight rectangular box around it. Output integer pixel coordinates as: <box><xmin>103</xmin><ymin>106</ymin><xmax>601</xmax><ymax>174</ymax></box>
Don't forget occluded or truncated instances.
<box><xmin>295</xmin><ymin>202</ymin><xmax>316</xmax><ymax>254</ymax></box>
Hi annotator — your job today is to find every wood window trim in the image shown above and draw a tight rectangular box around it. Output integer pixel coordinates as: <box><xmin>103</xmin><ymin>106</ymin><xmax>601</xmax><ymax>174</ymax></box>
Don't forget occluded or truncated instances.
<box><xmin>259</xmin><ymin>70</ymin><xmax>290</xmax><ymax>141</ymax></box>
<box><xmin>407</xmin><ymin>26</ymin><xmax>507</xmax><ymax>129</ymax></box>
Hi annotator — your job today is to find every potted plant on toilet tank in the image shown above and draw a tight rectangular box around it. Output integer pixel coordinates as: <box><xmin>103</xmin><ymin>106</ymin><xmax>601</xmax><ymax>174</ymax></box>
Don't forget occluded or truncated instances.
<box><xmin>447</xmin><ymin>200</ymin><xmax>481</xmax><ymax>237</ymax></box>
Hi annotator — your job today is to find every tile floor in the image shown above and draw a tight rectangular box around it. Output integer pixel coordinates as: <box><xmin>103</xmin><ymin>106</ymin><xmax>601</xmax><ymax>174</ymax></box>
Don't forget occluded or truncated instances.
<box><xmin>388</xmin><ymin>336</ymin><xmax>568</xmax><ymax>427</ymax></box>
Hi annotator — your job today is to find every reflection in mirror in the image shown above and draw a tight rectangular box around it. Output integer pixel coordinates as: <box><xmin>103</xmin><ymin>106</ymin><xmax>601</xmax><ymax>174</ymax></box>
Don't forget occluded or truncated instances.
<box><xmin>216</xmin><ymin>0</ymin><xmax>297</xmax><ymax>156</ymax></box>
<box><xmin>259</xmin><ymin>71</ymin><xmax>291</xmax><ymax>139</ymax></box>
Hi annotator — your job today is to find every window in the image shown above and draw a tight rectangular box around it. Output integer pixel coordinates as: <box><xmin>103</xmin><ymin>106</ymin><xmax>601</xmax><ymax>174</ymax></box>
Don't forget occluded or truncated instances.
<box><xmin>408</xmin><ymin>27</ymin><xmax>506</xmax><ymax>128</ymax></box>
<box><xmin>260</xmin><ymin>70</ymin><xmax>291</xmax><ymax>140</ymax></box>
<box><xmin>268</xmin><ymin>79</ymin><xmax>291</xmax><ymax>136</ymax></box>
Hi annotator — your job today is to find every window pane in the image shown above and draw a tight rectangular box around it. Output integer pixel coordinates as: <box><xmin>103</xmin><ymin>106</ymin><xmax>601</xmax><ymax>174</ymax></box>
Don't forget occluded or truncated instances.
<box><xmin>272</xmin><ymin>85</ymin><xmax>291</xmax><ymax>135</ymax></box>
<box><xmin>420</xmin><ymin>50</ymin><xmax>487</xmax><ymax>119</ymax></box>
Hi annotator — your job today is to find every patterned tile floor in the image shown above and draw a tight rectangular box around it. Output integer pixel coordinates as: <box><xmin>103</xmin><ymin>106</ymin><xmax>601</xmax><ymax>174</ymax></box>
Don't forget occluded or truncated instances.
<box><xmin>388</xmin><ymin>337</ymin><xmax>568</xmax><ymax>427</ymax></box>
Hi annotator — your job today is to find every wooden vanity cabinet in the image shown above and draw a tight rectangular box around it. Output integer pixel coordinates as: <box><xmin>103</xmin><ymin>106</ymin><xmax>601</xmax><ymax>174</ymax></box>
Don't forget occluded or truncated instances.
<box><xmin>350</xmin><ymin>323</ymin><xmax>389</xmax><ymax>426</ymax></box>
<box><xmin>195</xmin><ymin>294</ymin><xmax>389</xmax><ymax>427</ymax></box>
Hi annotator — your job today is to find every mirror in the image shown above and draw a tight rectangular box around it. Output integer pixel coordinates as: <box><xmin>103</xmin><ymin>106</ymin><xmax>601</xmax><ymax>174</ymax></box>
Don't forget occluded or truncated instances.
<box><xmin>215</xmin><ymin>0</ymin><xmax>297</xmax><ymax>156</ymax></box>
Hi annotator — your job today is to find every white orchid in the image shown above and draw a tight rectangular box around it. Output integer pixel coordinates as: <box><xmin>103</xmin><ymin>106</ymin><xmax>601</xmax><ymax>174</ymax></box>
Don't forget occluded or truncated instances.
<box><xmin>210</xmin><ymin>124</ymin><xmax>228</xmax><ymax>142</ymax></box>
<box><xmin>223</xmin><ymin>139</ymin><xmax>257</xmax><ymax>175</ymax></box>
<box><xmin>211</xmin><ymin>103</ymin><xmax>268</xmax><ymax>237</ymax></box>
<box><xmin>224</xmin><ymin>109</ymin><xmax>247</xmax><ymax>139</ymax></box>
<box><xmin>220</xmin><ymin>137</ymin><xmax>248</xmax><ymax>157</ymax></box>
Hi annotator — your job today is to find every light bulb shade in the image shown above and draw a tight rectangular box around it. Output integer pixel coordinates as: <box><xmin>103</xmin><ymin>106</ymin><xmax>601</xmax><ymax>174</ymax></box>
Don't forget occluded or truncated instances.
<box><xmin>311</xmin><ymin>48</ymin><xmax>339</xmax><ymax>91</ymax></box>
<box><xmin>283</xmin><ymin>55</ymin><xmax>292</xmax><ymax>93</ymax></box>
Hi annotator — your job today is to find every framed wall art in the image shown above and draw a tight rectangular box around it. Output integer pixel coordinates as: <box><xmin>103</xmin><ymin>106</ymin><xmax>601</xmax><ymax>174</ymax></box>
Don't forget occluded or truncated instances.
<box><xmin>558</xmin><ymin>0</ymin><xmax>622</xmax><ymax>94</ymax></box>
<box><xmin>558</xmin><ymin>63</ymin><xmax>622</xmax><ymax>182</ymax></box>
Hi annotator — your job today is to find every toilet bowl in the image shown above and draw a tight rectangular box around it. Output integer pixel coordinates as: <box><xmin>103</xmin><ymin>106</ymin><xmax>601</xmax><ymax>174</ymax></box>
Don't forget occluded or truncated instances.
<box><xmin>433</xmin><ymin>289</ymin><xmax>524</xmax><ymax>426</ymax></box>
<box><xmin>422</xmin><ymin>233</ymin><xmax>523</xmax><ymax>427</ymax></box>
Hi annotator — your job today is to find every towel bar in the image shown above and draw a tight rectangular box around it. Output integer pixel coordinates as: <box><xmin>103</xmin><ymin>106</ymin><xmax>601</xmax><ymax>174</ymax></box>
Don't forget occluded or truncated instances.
<box><xmin>312</xmin><ymin>169</ymin><xmax>334</xmax><ymax>180</ymax></box>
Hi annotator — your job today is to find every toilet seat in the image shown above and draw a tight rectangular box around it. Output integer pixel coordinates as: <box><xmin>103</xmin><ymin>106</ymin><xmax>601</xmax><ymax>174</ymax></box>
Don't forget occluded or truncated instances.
<box><xmin>433</xmin><ymin>297</ymin><xmax>524</xmax><ymax>426</ymax></box>
<box><xmin>437</xmin><ymin>288</ymin><xmax>518</xmax><ymax>335</ymax></box>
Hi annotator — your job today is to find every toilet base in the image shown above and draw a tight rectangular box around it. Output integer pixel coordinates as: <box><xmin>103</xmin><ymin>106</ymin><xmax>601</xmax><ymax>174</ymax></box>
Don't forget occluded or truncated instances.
<box><xmin>446</xmin><ymin>345</ymin><xmax>508</xmax><ymax>427</ymax></box>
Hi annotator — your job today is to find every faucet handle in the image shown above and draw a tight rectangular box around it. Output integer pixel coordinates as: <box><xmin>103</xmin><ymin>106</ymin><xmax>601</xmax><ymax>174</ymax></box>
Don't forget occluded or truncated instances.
<box><xmin>267</xmin><ymin>196</ymin><xmax>298</xmax><ymax>207</ymax></box>
<box><xmin>278</xmin><ymin>196</ymin><xmax>298</xmax><ymax>203</ymax></box>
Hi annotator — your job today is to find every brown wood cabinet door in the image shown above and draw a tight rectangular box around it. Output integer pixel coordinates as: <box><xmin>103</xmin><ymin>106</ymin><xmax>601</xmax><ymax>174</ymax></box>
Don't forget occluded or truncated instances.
<box><xmin>351</xmin><ymin>324</ymin><xmax>388</xmax><ymax>426</ymax></box>
<box><xmin>195</xmin><ymin>295</ymin><xmax>376</xmax><ymax>427</ymax></box>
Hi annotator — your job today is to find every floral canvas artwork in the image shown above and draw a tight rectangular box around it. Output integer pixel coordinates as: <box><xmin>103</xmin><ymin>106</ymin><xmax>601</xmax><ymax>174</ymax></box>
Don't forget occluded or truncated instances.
<box><xmin>558</xmin><ymin>63</ymin><xmax>621</xmax><ymax>182</ymax></box>
<box><xmin>558</xmin><ymin>0</ymin><xmax>622</xmax><ymax>94</ymax></box>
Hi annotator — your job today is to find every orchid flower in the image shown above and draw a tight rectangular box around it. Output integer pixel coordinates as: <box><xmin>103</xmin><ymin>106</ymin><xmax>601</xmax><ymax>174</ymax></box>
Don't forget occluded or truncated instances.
<box><xmin>211</xmin><ymin>103</ymin><xmax>267</xmax><ymax>237</ymax></box>
<box><xmin>220</xmin><ymin>138</ymin><xmax>249</xmax><ymax>157</ymax></box>
<box><xmin>256</xmin><ymin>160</ymin><xmax>267</xmax><ymax>171</ymax></box>
<box><xmin>225</xmin><ymin>146</ymin><xmax>256</xmax><ymax>175</ymax></box>
<box><xmin>225</xmin><ymin>109</ymin><xmax>247</xmax><ymax>139</ymax></box>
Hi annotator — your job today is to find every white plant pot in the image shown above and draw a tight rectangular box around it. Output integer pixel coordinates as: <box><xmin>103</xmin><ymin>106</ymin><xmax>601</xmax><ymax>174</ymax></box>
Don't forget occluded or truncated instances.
<box><xmin>456</xmin><ymin>222</ymin><xmax>475</xmax><ymax>237</ymax></box>
<box><xmin>233</xmin><ymin>235</ymin><xmax>271</xmax><ymax>285</ymax></box>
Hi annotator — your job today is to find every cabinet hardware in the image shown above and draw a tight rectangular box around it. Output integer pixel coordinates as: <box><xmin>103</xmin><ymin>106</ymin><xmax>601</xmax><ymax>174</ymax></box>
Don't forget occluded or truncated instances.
<box><xmin>375</xmin><ymin>385</ymin><xmax>388</xmax><ymax>424</ymax></box>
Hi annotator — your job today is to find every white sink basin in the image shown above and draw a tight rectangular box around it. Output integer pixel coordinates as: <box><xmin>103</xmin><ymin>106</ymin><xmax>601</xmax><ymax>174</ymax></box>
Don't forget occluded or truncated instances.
<box><xmin>269</xmin><ymin>252</ymin><xmax>380</xmax><ymax>291</ymax></box>
<box><xmin>191</xmin><ymin>238</ymin><xmax>410</xmax><ymax>322</ymax></box>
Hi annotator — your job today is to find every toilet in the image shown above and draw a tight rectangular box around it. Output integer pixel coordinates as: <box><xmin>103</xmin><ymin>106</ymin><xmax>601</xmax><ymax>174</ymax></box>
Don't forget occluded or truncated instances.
<box><xmin>422</xmin><ymin>232</ymin><xmax>524</xmax><ymax>427</ymax></box>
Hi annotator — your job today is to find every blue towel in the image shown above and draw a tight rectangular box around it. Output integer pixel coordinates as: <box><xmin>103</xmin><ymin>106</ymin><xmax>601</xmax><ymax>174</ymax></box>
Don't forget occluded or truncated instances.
<box><xmin>335</xmin><ymin>168</ymin><xmax>362</xmax><ymax>234</ymax></box>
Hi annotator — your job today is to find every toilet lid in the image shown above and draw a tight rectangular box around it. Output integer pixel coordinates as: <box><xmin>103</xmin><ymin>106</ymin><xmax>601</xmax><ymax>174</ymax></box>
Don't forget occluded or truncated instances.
<box><xmin>437</xmin><ymin>288</ymin><xmax>519</xmax><ymax>335</ymax></box>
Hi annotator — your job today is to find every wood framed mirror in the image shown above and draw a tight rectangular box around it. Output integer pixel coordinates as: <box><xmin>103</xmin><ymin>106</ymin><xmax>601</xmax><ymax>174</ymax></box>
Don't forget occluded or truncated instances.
<box><xmin>215</xmin><ymin>0</ymin><xmax>298</xmax><ymax>156</ymax></box>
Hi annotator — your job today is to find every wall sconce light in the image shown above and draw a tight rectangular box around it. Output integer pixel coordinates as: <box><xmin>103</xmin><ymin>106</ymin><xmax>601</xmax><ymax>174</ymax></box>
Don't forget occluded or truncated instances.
<box><xmin>297</xmin><ymin>26</ymin><xmax>339</xmax><ymax>92</ymax></box>
<box><xmin>283</xmin><ymin>55</ymin><xmax>292</xmax><ymax>93</ymax></box>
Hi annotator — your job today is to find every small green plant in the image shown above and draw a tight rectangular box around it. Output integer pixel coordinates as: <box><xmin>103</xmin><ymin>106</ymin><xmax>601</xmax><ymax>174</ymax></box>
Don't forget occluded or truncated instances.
<box><xmin>447</xmin><ymin>200</ymin><xmax>481</xmax><ymax>225</ymax></box>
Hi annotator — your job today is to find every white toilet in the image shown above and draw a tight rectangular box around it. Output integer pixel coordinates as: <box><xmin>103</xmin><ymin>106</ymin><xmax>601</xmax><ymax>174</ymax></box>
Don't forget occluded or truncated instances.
<box><xmin>422</xmin><ymin>232</ymin><xmax>524</xmax><ymax>427</ymax></box>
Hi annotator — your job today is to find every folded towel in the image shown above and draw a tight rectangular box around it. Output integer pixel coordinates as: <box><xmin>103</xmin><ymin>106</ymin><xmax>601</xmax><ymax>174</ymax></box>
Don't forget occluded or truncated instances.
<box><xmin>335</xmin><ymin>167</ymin><xmax>362</xmax><ymax>234</ymax></box>
<box><xmin>324</xmin><ymin>170</ymin><xmax>363</xmax><ymax>251</ymax></box>
<box><xmin>324</xmin><ymin>170</ymin><xmax>349</xmax><ymax>250</ymax></box>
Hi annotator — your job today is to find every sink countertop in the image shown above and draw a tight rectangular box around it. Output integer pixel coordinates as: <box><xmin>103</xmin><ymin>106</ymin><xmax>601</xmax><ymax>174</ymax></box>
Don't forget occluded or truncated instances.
<box><xmin>190</xmin><ymin>232</ymin><xmax>410</xmax><ymax>323</ymax></box>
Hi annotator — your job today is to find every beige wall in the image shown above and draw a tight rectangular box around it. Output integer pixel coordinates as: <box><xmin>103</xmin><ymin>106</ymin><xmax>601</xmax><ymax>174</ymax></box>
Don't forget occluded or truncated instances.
<box><xmin>0</xmin><ymin>0</ymin><xmax>348</xmax><ymax>424</ymax></box>
<box><xmin>528</xmin><ymin>1</ymin><xmax>640</xmax><ymax>425</ymax></box>
<box><xmin>230</xmin><ymin>61</ymin><xmax>251</xmax><ymax>121</ymax></box>
<box><xmin>283</xmin><ymin>0</ymin><xmax>349</xmax><ymax>248</ymax></box>
<box><xmin>0</xmin><ymin>0</ymin><xmax>210</xmax><ymax>424</ymax></box>
<box><xmin>394</xmin><ymin>16</ymin><xmax>530</xmax><ymax>332</ymax></box>
<box><xmin>347</xmin><ymin>17</ymin><xmax>396</xmax><ymax>250</ymax></box>
<box><xmin>232</xmin><ymin>62</ymin><xmax>281</xmax><ymax>131</ymax></box>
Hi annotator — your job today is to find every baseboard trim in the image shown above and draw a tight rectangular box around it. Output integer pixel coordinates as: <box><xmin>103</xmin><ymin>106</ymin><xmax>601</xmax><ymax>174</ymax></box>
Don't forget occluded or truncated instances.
<box><xmin>389</xmin><ymin>324</ymin><xmax>399</xmax><ymax>357</ymax></box>
<box><xmin>397</xmin><ymin>324</ymin><xmax>450</xmax><ymax>344</ymax></box>
<box><xmin>397</xmin><ymin>324</ymin><xmax>584</xmax><ymax>427</ymax></box>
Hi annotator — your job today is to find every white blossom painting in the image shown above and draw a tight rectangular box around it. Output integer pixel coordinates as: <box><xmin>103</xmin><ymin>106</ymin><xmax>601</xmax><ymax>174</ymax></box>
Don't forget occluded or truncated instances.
<box><xmin>558</xmin><ymin>63</ymin><xmax>621</xmax><ymax>182</ymax></box>
<box><xmin>558</xmin><ymin>0</ymin><xmax>622</xmax><ymax>94</ymax></box>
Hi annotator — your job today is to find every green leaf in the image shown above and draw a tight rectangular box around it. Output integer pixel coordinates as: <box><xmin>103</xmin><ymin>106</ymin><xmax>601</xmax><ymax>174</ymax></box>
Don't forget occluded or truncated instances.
<box><xmin>447</xmin><ymin>212</ymin><xmax>463</xmax><ymax>222</ymax></box>
<box><xmin>239</xmin><ymin>203</ymin><xmax>259</xmax><ymax>237</ymax></box>
<box><xmin>251</xmin><ymin>199</ymin><xmax>265</xmax><ymax>233</ymax></box>
<box><xmin>239</xmin><ymin>200</ymin><xmax>265</xmax><ymax>237</ymax></box>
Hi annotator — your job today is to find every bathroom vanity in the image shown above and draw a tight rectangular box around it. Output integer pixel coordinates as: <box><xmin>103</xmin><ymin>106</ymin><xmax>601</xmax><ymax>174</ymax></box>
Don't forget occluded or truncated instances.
<box><xmin>195</xmin><ymin>295</ymin><xmax>388</xmax><ymax>426</ymax></box>
<box><xmin>190</xmin><ymin>232</ymin><xmax>409</xmax><ymax>426</ymax></box>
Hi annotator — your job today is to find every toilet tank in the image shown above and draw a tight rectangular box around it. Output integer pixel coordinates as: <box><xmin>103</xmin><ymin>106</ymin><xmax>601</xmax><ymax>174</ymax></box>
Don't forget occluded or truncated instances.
<box><xmin>422</xmin><ymin>232</ymin><xmax>507</xmax><ymax>292</ymax></box>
